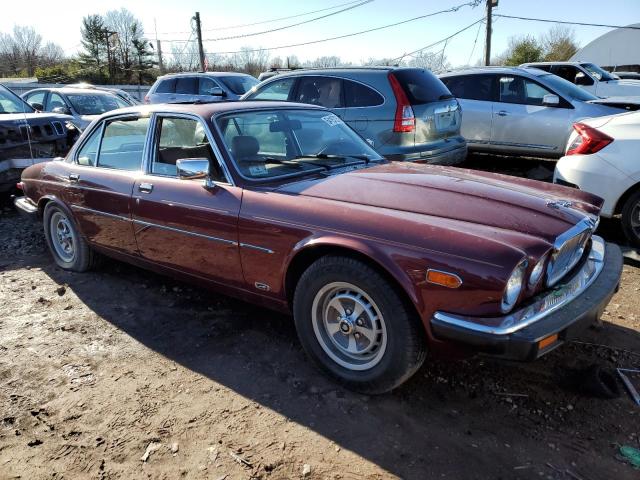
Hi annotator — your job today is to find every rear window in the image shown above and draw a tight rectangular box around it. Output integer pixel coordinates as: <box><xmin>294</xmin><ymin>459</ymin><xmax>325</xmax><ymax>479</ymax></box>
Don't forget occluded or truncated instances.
<box><xmin>217</xmin><ymin>75</ymin><xmax>259</xmax><ymax>95</ymax></box>
<box><xmin>156</xmin><ymin>79</ymin><xmax>176</xmax><ymax>94</ymax></box>
<box><xmin>391</xmin><ymin>69</ymin><xmax>452</xmax><ymax>105</ymax></box>
<box><xmin>344</xmin><ymin>80</ymin><xmax>384</xmax><ymax>107</ymax></box>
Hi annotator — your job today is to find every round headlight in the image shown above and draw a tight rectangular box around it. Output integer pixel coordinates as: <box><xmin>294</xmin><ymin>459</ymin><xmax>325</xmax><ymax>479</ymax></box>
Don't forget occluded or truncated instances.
<box><xmin>528</xmin><ymin>254</ymin><xmax>547</xmax><ymax>288</ymax></box>
<box><xmin>501</xmin><ymin>260</ymin><xmax>527</xmax><ymax>313</ymax></box>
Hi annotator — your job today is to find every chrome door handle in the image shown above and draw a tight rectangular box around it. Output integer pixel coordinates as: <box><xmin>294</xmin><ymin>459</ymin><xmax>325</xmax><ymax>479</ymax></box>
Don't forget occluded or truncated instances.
<box><xmin>497</xmin><ymin>110</ymin><xmax>509</xmax><ymax>116</ymax></box>
<box><xmin>138</xmin><ymin>183</ymin><xmax>153</xmax><ymax>193</ymax></box>
<box><xmin>68</xmin><ymin>173</ymin><xmax>79</xmax><ymax>183</ymax></box>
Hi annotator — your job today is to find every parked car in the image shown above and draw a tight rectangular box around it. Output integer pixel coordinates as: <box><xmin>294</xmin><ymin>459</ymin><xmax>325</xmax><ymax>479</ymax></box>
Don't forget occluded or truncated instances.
<box><xmin>257</xmin><ymin>68</ymin><xmax>297</xmax><ymax>81</ymax></box>
<box><xmin>242</xmin><ymin>67</ymin><xmax>467</xmax><ymax>164</ymax></box>
<box><xmin>554</xmin><ymin>111</ymin><xmax>640</xmax><ymax>247</ymax></box>
<box><xmin>14</xmin><ymin>101</ymin><xmax>622</xmax><ymax>393</ymax></box>
<box><xmin>609</xmin><ymin>71</ymin><xmax>640</xmax><ymax>81</ymax></box>
<box><xmin>520</xmin><ymin>62</ymin><xmax>640</xmax><ymax>97</ymax></box>
<box><xmin>0</xmin><ymin>84</ymin><xmax>79</xmax><ymax>192</ymax></box>
<box><xmin>145</xmin><ymin>72</ymin><xmax>259</xmax><ymax>104</ymax></box>
<box><xmin>67</xmin><ymin>82</ymin><xmax>141</xmax><ymax>105</ymax></box>
<box><xmin>439</xmin><ymin>66</ymin><xmax>640</xmax><ymax>158</ymax></box>
<box><xmin>22</xmin><ymin>87</ymin><xmax>130</xmax><ymax>130</ymax></box>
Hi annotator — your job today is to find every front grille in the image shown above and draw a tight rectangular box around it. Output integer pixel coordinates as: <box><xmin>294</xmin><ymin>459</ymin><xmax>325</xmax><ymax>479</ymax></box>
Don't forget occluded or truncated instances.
<box><xmin>547</xmin><ymin>226</ymin><xmax>592</xmax><ymax>287</ymax></box>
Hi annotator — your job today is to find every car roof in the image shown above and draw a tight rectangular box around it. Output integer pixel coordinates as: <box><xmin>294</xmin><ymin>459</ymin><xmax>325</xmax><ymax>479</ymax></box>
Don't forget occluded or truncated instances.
<box><xmin>269</xmin><ymin>66</ymin><xmax>418</xmax><ymax>77</ymax></box>
<box><xmin>156</xmin><ymin>71</ymin><xmax>254</xmax><ymax>79</ymax></box>
<box><xmin>27</xmin><ymin>87</ymin><xmax>118</xmax><ymax>96</ymax></box>
<box><xmin>520</xmin><ymin>61</ymin><xmax>584</xmax><ymax>66</ymax></box>
<box><xmin>98</xmin><ymin>100</ymin><xmax>326</xmax><ymax>118</ymax></box>
<box><xmin>439</xmin><ymin>66</ymin><xmax>549</xmax><ymax>78</ymax></box>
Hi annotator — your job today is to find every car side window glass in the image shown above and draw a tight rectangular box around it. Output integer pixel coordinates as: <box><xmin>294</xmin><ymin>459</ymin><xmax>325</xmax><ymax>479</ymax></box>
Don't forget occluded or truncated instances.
<box><xmin>295</xmin><ymin>76</ymin><xmax>343</xmax><ymax>108</ymax></box>
<box><xmin>152</xmin><ymin>116</ymin><xmax>225</xmax><ymax>181</ymax></box>
<box><xmin>554</xmin><ymin>66</ymin><xmax>578</xmax><ymax>83</ymax></box>
<box><xmin>175</xmin><ymin>77</ymin><xmax>198</xmax><ymax>95</ymax></box>
<box><xmin>343</xmin><ymin>80</ymin><xmax>383</xmax><ymax>107</ymax></box>
<box><xmin>96</xmin><ymin>117</ymin><xmax>149</xmax><ymax>171</ymax></box>
<box><xmin>46</xmin><ymin>92</ymin><xmax>66</xmax><ymax>111</ymax></box>
<box><xmin>26</xmin><ymin>91</ymin><xmax>46</xmax><ymax>108</ymax></box>
<box><xmin>156</xmin><ymin>79</ymin><xmax>176</xmax><ymax>94</ymax></box>
<box><xmin>443</xmin><ymin>75</ymin><xmax>494</xmax><ymax>101</ymax></box>
<box><xmin>498</xmin><ymin>76</ymin><xmax>525</xmax><ymax>104</ymax></box>
<box><xmin>198</xmin><ymin>77</ymin><xmax>217</xmax><ymax>95</ymax></box>
<box><xmin>76</xmin><ymin>125</ymin><xmax>102</xmax><ymax>166</ymax></box>
<box><xmin>523</xmin><ymin>79</ymin><xmax>552</xmax><ymax>106</ymax></box>
<box><xmin>251</xmin><ymin>77</ymin><xmax>295</xmax><ymax>101</ymax></box>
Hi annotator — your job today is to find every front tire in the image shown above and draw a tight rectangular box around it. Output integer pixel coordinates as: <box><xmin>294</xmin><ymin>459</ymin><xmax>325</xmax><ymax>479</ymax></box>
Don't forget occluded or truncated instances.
<box><xmin>43</xmin><ymin>202</ymin><xmax>94</xmax><ymax>272</ymax></box>
<box><xmin>293</xmin><ymin>255</ymin><xmax>427</xmax><ymax>394</ymax></box>
<box><xmin>621</xmin><ymin>190</ymin><xmax>640</xmax><ymax>248</ymax></box>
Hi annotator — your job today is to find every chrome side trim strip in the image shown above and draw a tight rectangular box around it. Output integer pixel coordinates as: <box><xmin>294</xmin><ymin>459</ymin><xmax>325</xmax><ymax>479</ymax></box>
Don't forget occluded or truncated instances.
<box><xmin>432</xmin><ymin>235</ymin><xmax>607</xmax><ymax>336</ymax></box>
<box><xmin>70</xmin><ymin>204</ymin><xmax>130</xmax><ymax>222</ymax></box>
<box><xmin>132</xmin><ymin>219</ymin><xmax>237</xmax><ymax>246</ymax></box>
<box><xmin>239</xmin><ymin>243</ymin><xmax>274</xmax><ymax>254</ymax></box>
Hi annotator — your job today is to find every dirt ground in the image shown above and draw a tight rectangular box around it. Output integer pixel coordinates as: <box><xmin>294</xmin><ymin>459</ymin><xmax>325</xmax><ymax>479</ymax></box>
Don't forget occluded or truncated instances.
<box><xmin>1</xmin><ymin>156</ymin><xmax>640</xmax><ymax>480</ymax></box>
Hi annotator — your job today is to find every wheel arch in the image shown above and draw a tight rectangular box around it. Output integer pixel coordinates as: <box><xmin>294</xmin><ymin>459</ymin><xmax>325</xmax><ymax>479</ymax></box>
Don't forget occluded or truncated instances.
<box><xmin>283</xmin><ymin>237</ymin><xmax>425</xmax><ymax>326</ymax></box>
<box><xmin>613</xmin><ymin>181</ymin><xmax>640</xmax><ymax>215</ymax></box>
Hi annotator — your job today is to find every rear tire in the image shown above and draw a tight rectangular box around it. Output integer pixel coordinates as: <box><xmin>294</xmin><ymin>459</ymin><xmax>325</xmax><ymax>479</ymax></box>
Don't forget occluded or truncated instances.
<box><xmin>43</xmin><ymin>202</ymin><xmax>95</xmax><ymax>272</ymax></box>
<box><xmin>293</xmin><ymin>255</ymin><xmax>426</xmax><ymax>394</ymax></box>
<box><xmin>621</xmin><ymin>190</ymin><xmax>640</xmax><ymax>248</ymax></box>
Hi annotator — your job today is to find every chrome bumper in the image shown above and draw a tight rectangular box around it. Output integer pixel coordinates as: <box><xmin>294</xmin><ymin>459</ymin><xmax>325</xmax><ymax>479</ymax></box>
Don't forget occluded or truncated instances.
<box><xmin>433</xmin><ymin>235</ymin><xmax>607</xmax><ymax>336</ymax></box>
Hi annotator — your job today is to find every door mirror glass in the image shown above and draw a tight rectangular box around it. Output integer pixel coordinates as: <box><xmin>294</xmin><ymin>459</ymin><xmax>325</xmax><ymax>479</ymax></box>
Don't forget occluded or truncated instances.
<box><xmin>542</xmin><ymin>94</ymin><xmax>560</xmax><ymax>106</ymax></box>
<box><xmin>52</xmin><ymin>105</ymin><xmax>71</xmax><ymax>115</ymax></box>
<box><xmin>176</xmin><ymin>158</ymin><xmax>209</xmax><ymax>179</ymax></box>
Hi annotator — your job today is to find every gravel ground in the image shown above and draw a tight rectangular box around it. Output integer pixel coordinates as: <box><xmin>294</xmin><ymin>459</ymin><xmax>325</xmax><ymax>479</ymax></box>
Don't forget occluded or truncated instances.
<box><xmin>1</xmin><ymin>157</ymin><xmax>639</xmax><ymax>479</ymax></box>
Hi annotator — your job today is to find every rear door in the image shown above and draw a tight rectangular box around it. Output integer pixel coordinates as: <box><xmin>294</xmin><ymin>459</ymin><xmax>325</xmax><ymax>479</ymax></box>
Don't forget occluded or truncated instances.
<box><xmin>173</xmin><ymin>77</ymin><xmax>199</xmax><ymax>103</ymax></box>
<box><xmin>441</xmin><ymin>74</ymin><xmax>495</xmax><ymax>146</ymax></box>
<box><xmin>391</xmin><ymin>69</ymin><xmax>462</xmax><ymax>146</ymax></box>
<box><xmin>291</xmin><ymin>76</ymin><xmax>347</xmax><ymax>119</ymax></box>
<box><xmin>491</xmin><ymin>74</ymin><xmax>570</xmax><ymax>156</ymax></box>
<box><xmin>341</xmin><ymin>78</ymin><xmax>386</xmax><ymax>145</ymax></box>
<box><xmin>152</xmin><ymin>78</ymin><xmax>177</xmax><ymax>103</ymax></box>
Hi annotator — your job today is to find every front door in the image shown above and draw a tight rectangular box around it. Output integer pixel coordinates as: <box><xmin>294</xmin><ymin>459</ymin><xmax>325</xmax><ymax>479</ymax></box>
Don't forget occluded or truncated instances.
<box><xmin>491</xmin><ymin>75</ymin><xmax>570</xmax><ymax>156</ymax></box>
<box><xmin>67</xmin><ymin>115</ymin><xmax>149</xmax><ymax>255</ymax></box>
<box><xmin>131</xmin><ymin>114</ymin><xmax>244</xmax><ymax>287</ymax></box>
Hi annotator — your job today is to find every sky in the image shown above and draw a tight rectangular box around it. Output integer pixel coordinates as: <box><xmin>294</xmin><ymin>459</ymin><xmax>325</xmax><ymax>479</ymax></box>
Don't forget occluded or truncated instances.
<box><xmin>2</xmin><ymin>0</ymin><xmax>640</xmax><ymax>67</ymax></box>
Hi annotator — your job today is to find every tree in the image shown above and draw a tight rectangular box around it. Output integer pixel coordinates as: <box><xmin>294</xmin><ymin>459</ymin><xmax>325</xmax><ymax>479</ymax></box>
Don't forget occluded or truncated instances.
<box><xmin>104</xmin><ymin>8</ymin><xmax>152</xmax><ymax>83</ymax></box>
<box><xmin>0</xmin><ymin>32</ymin><xmax>21</xmax><ymax>76</ymax></box>
<box><xmin>541</xmin><ymin>26</ymin><xmax>579</xmax><ymax>61</ymax></box>
<box><xmin>78</xmin><ymin>14</ymin><xmax>107</xmax><ymax>73</ymax></box>
<box><xmin>13</xmin><ymin>26</ymin><xmax>42</xmax><ymax>76</ymax></box>
<box><xmin>503</xmin><ymin>35</ymin><xmax>544</xmax><ymax>66</ymax></box>
<box><xmin>408</xmin><ymin>50</ymin><xmax>451</xmax><ymax>73</ymax></box>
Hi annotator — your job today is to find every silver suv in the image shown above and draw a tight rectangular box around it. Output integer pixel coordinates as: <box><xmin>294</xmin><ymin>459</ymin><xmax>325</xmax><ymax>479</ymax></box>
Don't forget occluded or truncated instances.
<box><xmin>242</xmin><ymin>67</ymin><xmax>466</xmax><ymax>164</ymax></box>
<box><xmin>145</xmin><ymin>72</ymin><xmax>258</xmax><ymax>104</ymax></box>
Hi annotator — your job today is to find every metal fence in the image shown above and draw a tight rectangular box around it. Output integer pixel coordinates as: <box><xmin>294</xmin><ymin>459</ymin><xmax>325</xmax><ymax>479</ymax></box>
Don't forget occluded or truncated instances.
<box><xmin>4</xmin><ymin>82</ymin><xmax>150</xmax><ymax>101</ymax></box>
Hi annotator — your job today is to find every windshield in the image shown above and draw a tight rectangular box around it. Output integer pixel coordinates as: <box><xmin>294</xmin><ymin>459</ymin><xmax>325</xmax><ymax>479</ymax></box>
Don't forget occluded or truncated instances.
<box><xmin>539</xmin><ymin>73</ymin><xmax>599</xmax><ymax>102</ymax></box>
<box><xmin>0</xmin><ymin>85</ymin><xmax>34</xmax><ymax>114</ymax></box>
<box><xmin>217</xmin><ymin>75</ymin><xmax>259</xmax><ymax>95</ymax></box>
<box><xmin>66</xmin><ymin>93</ymin><xmax>128</xmax><ymax>115</ymax></box>
<box><xmin>216</xmin><ymin>109</ymin><xmax>384</xmax><ymax>180</ymax></box>
<box><xmin>581</xmin><ymin>63</ymin><xmax>618</xmax><ymax>82</ymax></box>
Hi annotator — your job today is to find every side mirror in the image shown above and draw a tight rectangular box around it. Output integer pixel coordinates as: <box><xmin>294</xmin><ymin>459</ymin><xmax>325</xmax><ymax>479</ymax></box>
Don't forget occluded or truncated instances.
<box><xmin>52</xmin><ymin>106</ymin><xmax>71</xmax><ymax>115</ymax></box>
<box><xmin>542</xmin><ymin>94</ymin><xmax>560</xmax><ymax>106</ymax></box>
<box><xmin>176</xmin><ymin>158</ymin><xmax>210</xmax><ymax>180</ymax></box>
<box><xmin>575</xmin><ymin>73</ymin><xmax>593</xmax><ymax>86</ymax></box>
<box><xmin>31</xmin><ymin>102</ymin><xmax>44</xmax><ymax>111</ymax></box>
<box><xmin>208</xmin><ymin>86</ymin><xmax>226</xmax><ymax>97</ymax></box>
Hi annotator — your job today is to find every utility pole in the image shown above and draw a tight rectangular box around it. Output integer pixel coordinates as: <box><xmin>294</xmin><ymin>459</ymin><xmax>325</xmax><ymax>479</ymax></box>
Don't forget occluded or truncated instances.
<box><xmin>156</xmin><ymin>40</ymin><xmax>165</xmax><ymax>74</ymax></box>
<box><xmin>194</xmin><ymin>12</ymin><xmax>206</xmax><ymax>72</ymax></box>
<box><xmin>484</xmin><ymin>0</ymin><xmax>497</xmax><ymax>66</ymax></box>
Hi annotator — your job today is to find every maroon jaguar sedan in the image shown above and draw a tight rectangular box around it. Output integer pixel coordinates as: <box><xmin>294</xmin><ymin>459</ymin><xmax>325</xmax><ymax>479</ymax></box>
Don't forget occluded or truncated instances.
<box><xmin>14</xmin><ymin>101</ymin><xmax>623</xmax><ymax>393</ymax></box>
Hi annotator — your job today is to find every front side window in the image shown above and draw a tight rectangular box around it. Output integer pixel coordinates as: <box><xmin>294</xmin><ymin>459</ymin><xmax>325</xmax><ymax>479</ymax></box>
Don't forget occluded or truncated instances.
<box><xmin>217</xmin><ymin>75</ymin><xmax>259</xmax><ymax>95</ymax></box>
<box><xmin>343</xmin><ymin>80</ymin><xmax>384</xmax><ymax>107</ymax></box>
<box><xmin>216</xmin><ymin>109</ymin><xmax>383</xmax><ymax>180</ymax></box>
<box><xmin>76</xmin><ymin>126</ymin><xmax>102</xmax><ymax>166</ymax></box>
<box><xmin>249</xmin><ymin>77</ymin><xmax>295</xmax><ymax>101</ymax></box>
<box><xmin>198</xmin><ymin>77</ymin><xmax>218</xmax><ymax>95</ymax></box>
<box><xmin>25</xmin><ymin>91</ymin><xmax>46</xmax><ymax>108</ymax></box>
<box><xmin>152</xmin><ymin>116</ymin><xmax>225</xmax><ymax>181</ymax></box>
<box><xmin>553</xmin><ymin>65</ymin><xmax>581</xmax><ymax>84</ymax></box>
<box><xmin>46</xmin><ymin>92</ymin><xmax>67</xmax><ymax>111</ymax></box>
<box><xmin>498</xmin><ymin>76</ymin><xmax>552</xmax><ymax>106</ymax></box>
<box><xmin>66</xmin><ymin>94</ymin><xmax>122</xmax><ymax>115</ymax></box>
<box><xmin>96</xmin><ymin>117</ymin><xmax>149</xmax><ymax>171</ymax></box>
<box><xmin>294</xmin><ymin>76</ymin><xmax>343</xmax><ymax>108</ymax></box>
<box><xmin>442</xmin><ymin>75</ymin><xmax>495</xmax><ymax>101</ymax></box>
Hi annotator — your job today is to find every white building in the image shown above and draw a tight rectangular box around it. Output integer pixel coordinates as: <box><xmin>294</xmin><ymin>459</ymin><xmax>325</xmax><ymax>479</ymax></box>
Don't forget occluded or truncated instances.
<box><xmin>571</xmin><ymin>23</ymin><xmax>640</xmax><ymax>71</ymax></box>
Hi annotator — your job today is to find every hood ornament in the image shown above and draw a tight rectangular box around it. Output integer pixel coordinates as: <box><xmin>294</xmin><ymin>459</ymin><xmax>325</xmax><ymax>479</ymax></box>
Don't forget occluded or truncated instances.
<box><xmin>547</xmin><ymin>200</ymin><xmax>573</xmax><ymax>209</ymax></box>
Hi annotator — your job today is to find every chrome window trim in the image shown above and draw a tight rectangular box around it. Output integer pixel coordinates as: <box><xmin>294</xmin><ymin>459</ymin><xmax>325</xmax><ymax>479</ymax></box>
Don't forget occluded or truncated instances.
<box><xmin>432</xmin><ymin>235</ymin><xmax>606</xmax><ymax>336</ymax></box>
<box><xmin>239</xmin><ymin>243</ymin><xmax>274</xmax><ymax>254</ymax></box>
<box><xmin>132</xmin><ymin>218</ymin><xmax>238</xmax><ymax>246</ymax></box>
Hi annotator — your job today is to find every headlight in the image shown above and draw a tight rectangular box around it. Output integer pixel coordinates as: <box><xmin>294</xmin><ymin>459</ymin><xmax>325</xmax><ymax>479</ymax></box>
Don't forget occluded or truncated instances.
<box><xmin>501</xmin><ymin>260</ymin><xmax>527</xmax><ymax>313</ymax></box>
<box><xmin>528</xmin><ymin>254</ymin><xmax>547</xmax><ymax>288</ymax></box>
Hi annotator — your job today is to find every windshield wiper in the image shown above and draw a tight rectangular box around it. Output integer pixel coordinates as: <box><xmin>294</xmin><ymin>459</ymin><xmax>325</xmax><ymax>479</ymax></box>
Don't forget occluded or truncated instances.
<box><xmin>297</xmin><ymin>153</ymin><xmax>372</xmax><ymax>165</ymax></box>
<box><xmin>262</xmin><ymin>157</ymin><xmax>329</xmax><ymax>171</ymax></box>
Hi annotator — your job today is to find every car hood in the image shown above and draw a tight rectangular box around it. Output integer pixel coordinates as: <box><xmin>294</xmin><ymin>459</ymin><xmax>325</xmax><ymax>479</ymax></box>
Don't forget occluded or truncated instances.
<box><xmin>276</xmin><ymin>162</ymin><xmax>603</xmax><ymax>244</ymax></box>
<box><xmin>588</xmin><ymin>96</ymin><xmax>640</xmax><ymax>110</ymax></box>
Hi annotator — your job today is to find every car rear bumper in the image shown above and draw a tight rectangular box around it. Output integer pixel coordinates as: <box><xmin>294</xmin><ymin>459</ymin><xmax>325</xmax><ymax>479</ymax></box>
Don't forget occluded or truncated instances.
<box><xmin>385</xmin><ymin>137</ymin><xmax>467</xmax><ymax>165</ymax></box>
<box><xmin>14</xmin><ymin>196</ymin><xmax>39</xmax><ymax>221</ymax></box>
<box><xmin>430</xmin><ymin>236</ymin><xmax>622</xmax><ymax>361</ymax></box>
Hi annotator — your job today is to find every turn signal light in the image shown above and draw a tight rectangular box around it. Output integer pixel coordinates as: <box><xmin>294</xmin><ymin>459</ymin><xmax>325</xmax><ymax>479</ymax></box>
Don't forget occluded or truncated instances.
<box><xmin>426</xmin><ymin>269</ymin><xmax>462</xmax><ymax>288</ymax></box>
<box><xmin>538</xmin><ymin>333</ymin><xmax>558</xmax><ymax>350</ymax></box>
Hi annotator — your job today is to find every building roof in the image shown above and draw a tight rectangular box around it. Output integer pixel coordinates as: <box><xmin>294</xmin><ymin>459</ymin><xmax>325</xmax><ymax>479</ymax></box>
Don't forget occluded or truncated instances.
<box><xmin>570</xmin><ymin>24</ymin><xmax>640</xmax><ymax>67</ymax></box>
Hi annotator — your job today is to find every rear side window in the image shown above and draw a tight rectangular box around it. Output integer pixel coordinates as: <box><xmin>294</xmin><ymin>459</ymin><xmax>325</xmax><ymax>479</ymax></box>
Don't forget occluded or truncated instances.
<box><xmin>294</xmin><ymin>76</ymin><xmax>343</xmax><ymax>108</ymax></box>
<box><xmin>391</xmin><ymin>69</ymin><xmax>452</xmax><ymax>105</ymax></box>
<box><xmin>175</xmin><ymin>77</ymin><xmax>198</xmax><ymax>95</ymax></box>
<box><xmin>250</xmin><ymin>77</ymin><xmax>295</xmax><ymax>101</ymax></box>
<box><xmin>97</xmin><ymin>117</ymin><xmax>149</xmax><ymax>171</ymax></box>
<box><xmin>441</xmin><ymin>75</ymin><xmax>495</xmax><ymax>101</ymax></box>
<box><xmin>344</xmin><ymin>80</ymin><xmax>384</xmax><ymax>107</ymax></box>
<box><xmin>156</xmin><ymin>79</ymin><xmax>176</xmax><ymax>94</ymax></box>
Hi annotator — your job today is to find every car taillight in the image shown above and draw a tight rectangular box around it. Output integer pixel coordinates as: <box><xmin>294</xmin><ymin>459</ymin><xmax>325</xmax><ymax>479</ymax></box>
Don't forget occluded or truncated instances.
<box><xmin>144</xmin><ymin>95</ymin><xmax>150</xmax><ymax>104</ymax></box>
<box><xmin>566</xmin><ymin>122</ymin><xmax>613</xmax><ymax>155</ymax></box>
<box><xmin>388</xmin><ymin>73</ymin><xmax>415</xmax><ymax>133</ymax></box>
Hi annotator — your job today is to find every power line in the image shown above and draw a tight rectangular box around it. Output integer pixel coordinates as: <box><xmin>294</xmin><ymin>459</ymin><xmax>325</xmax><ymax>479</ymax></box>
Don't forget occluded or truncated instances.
<box><xmin>171</xmin><ymin>0</ymin><xmax>483</xmax><ymax>56</ymax></box>
<box><xmin>467</xmin><ymin>19</ymin><xmax>484</xmax><ymax>65</ymax></box>
<box><xmin>493</xmin><ymin>14</ymin><xmax>640</xmax><ymax>30</ymax></box>
<box><xmin>147</xmin><ymin>0</ymin><xmax>368</xmax><ymax>36</ymax></box>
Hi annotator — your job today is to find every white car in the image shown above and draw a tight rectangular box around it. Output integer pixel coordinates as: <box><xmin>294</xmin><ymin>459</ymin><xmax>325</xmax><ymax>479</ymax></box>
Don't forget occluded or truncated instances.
<box><xmin>554</xmin><ymin>111</ymin><xmax>640</xmax><ymax>246</ymax></box>
<box><xmin>521</xmin><ymin>62</ymin><xmax>640</xmax><ymax>98</ymax></box>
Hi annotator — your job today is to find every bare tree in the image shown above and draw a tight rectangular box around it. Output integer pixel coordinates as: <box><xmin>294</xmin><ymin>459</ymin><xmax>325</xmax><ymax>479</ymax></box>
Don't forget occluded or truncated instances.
<box><xmin>408</xmin><ymin>50</ymin><xmax>450</xmax><ymax>73</ymax></box>
<box><xmin>104</xmin><ymin>8</ymin><xmax>147</xmax><ymax>81</ymax></box>
<box><xmin>229</xmin><ymin>47</ymin><xmax>270</xmax><ymax>77</ymax></box>
<box><xmin>13</xmin><ymin>26</ymin><xmax>42</xmax><ymax>76</ymax></box>
<box><xmin>0</xmin><ymin>33</ymin><xmax>21</xmax><ymax>76</ymax></box>
<box><xmin>541</xmin><ymin>25</ymin><xmax>579</xmax><ymax>61</ymax></box>
<box><xmin>39</xmin><ymin>42</ymin><xmax>65</xmax><ymax>68</ymax></box>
